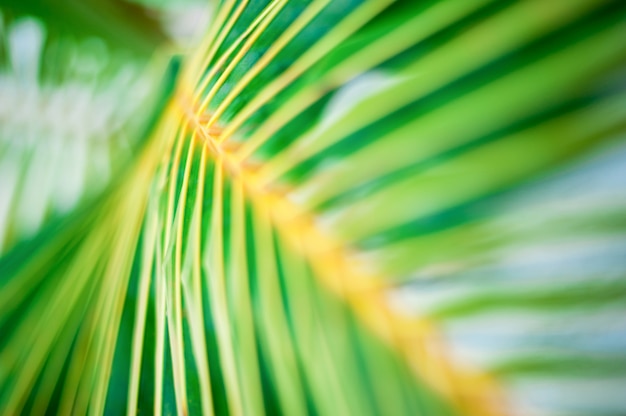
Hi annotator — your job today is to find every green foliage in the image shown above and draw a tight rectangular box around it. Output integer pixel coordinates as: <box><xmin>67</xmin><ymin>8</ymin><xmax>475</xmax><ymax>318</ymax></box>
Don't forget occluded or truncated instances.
<box><xmin>1</xmin><ymin>0</ymin><xmax>626</xmax><ymax>415</ymax></box>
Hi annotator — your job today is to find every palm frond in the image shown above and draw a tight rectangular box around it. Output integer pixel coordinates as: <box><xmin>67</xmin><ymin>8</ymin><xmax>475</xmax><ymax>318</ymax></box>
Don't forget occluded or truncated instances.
<box><xmin>1</xmin><ymin>1</ymin><xmax>625</xmax><ymax>415</ymax></box>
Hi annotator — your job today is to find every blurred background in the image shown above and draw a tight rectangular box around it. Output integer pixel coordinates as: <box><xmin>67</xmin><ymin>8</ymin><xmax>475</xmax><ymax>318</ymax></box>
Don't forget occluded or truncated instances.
<box><xmin>0</xmin><ymin>0</ymin><xmax>210</xmax><ymax>252</ymax></box>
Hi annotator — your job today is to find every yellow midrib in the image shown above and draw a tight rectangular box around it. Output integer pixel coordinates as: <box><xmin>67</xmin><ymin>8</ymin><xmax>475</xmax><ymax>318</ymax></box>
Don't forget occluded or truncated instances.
<box><xmin>175</xmin><ymin>93</ymin><xmax>508</xmax><ymax>416</ymax></box>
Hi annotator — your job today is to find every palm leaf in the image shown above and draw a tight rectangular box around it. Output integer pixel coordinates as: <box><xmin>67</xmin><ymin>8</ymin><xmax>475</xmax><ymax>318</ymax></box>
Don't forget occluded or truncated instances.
<box><xmin>1</xmin><ymin>1</ymin><xmax>625</xmax><ymax>415</ymax></box>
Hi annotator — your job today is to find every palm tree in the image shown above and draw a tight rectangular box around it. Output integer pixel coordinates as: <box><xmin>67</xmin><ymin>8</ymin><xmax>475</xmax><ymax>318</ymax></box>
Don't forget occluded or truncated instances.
<box><xmin>1</xmin><ymin>0</ymin><xmax>625</xmax><ymax>415</ymax></box>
